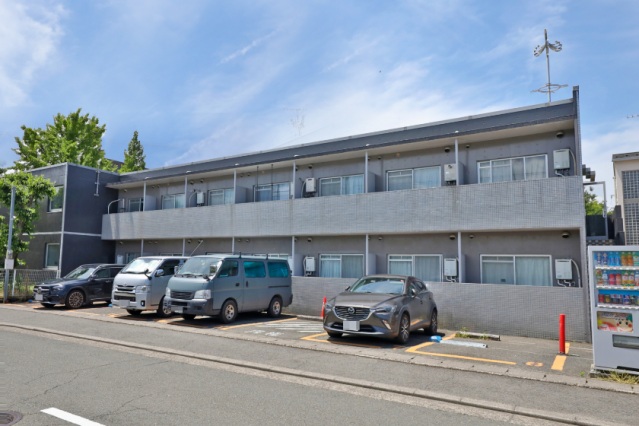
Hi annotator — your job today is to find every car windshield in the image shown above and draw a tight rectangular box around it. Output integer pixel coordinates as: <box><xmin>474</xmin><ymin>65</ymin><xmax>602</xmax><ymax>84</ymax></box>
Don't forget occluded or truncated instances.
<box><xmin>177</xmin><ymin>257</ymin><xmax>222</xmax><ymax>277</ymax></box>
<box><xmin>64</xmin><ymin>266</ymin><xmax>96</xmax><ymax>279</ymax></box>
<box><xmin>121</xmin><ymin>258</ymin><xmax>162</xmax><ymax>274</ymax></box>
<box><xmin>349</xmin><ymin>278</ymin><xmax>405</xmax><ymax>295</ymax></box>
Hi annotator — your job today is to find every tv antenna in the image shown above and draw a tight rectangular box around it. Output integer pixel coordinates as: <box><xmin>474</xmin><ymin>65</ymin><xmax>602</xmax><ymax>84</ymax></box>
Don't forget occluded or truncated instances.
<box><xmin>532</xmin><ymin>29</ymin><xmax>567</xmax><ymax>102</ymax></box>
<box><xmin>289</xmin><ymin>108</ymin><xmax>305</xmax><ymax>136</ymax></box>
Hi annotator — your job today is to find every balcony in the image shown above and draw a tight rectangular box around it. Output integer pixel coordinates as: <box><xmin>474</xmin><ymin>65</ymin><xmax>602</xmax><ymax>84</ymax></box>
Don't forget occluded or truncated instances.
<box><xmin>102</xmin><ymin>176</ymin><xmax>585</xmax><ymax>240</ymax></box>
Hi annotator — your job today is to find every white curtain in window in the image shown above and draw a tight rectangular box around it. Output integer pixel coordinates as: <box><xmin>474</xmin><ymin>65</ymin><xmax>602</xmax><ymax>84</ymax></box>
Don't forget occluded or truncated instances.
<box><xmin>491</xmin><ymin>160</ymin><xmax>511</xmax><ymax>182</ymax></box>
<box><xmin>343</xmin><ymin>175</ymin><xmax>364</xmax><ymax>195</ymax></box>
<box><xmin>414</xmin><ymin>167</ymin><xmax>441</xmax><ymax>188</ymax></box>
<box><xmin>415</xmin><ymin>256</ymin><xmax>441</xmax><ymax>281</ymax></box>
<box><xmin>525</xmin><ymin>155</ymin><xmax>547</xmax><ymax>180</ymax></box>
<box><xmin>320</xmin><ymin>178</ymin><xmax>341</xmax><ymax>196</ymax></box>
<box><xmin>478</xmin><ymin>162</ymin><xmax>491</xmax><ymax>183</ymax></box>
<box><xmin>209</xmin><ymin>190</ymin><xmax>224</xmax><ymax>206</ymax></box>
<box><xmin>320</xmin><ymin>255</ymin><xmax>341</xmax><ymax>278</ymax></box>
<box><xmin>387</xmin><ymin>170</ymin><xmax>412</xmax><ymax>191</ymax></box>
<box><xmin>515</xmin><ymin>256</ymin><xmax>551</xmax><ymax>286</ymax></box>
<box><xmin>512</xmin><ymin>158</ymin><xmax>525</xmax><ymax>181</ymax></box>
<box><xmin>389</xmin><ymin>256</ymin><xmax>412</xmax><ymax>275</ymax></box>
<box><xmin>481</xmin><ymin>256</ymin><xmax>515</xmax><ymax>284</ymax></box>
<box><xmin>341</xmin><ymin>255</ymin><xmax>363</xmax><ymax>278</ymax></box>
<box><xmin>162</xmin><ymin>195</ymin><xmax>174</xmax><ymax>210</ymax></box>
<box><xmin>45</xmin><ymin>244</ymin><xmax>60</xmax><ymax>268</ymax></box>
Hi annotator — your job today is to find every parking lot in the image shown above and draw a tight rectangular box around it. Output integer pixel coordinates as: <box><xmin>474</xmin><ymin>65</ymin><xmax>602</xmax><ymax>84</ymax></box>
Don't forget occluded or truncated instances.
<box><xmin>11</xmin><ymin>301</ymin><xmax>595</xmax><ymax>380</ymax></box>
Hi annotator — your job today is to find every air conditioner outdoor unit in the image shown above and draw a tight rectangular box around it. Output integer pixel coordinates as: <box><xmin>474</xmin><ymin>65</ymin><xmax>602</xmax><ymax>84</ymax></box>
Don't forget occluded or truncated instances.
<box><xmin>196</xmin><ymin>192</ymin><xmax>205</xmax><ymax>206</ymax></box>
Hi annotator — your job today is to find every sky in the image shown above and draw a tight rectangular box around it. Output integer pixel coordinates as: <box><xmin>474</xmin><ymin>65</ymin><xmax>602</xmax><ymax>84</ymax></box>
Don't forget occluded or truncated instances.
<box><xmin>1</xmin><ymin>0</ymin><xmax>638</xmax><ymax>206</ymax></box>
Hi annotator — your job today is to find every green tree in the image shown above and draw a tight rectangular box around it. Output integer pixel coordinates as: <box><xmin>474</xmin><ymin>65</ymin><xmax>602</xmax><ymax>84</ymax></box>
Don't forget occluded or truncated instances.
<box><xmin>584</xmin><ymin>188</ymin><xmax>605</xmax><ymax>216</ymax></box>
<box><xmin>120</xmin><ymin>130</ymin><xmax>146</xmax><ymax>172</ymax></box>
<box><xmin>12</xmin><ymin>108</ymin><xmax>116</xmax><ymax>171</ymax></box>
<box><xmin>0</xmin><ymin>170</ymin><xmax>55</xmax><ymax>267</ymax></box>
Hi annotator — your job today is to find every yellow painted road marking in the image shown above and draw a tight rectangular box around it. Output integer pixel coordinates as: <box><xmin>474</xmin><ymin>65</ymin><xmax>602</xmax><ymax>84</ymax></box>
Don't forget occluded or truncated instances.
<box><xmin>301</xmin><ymin>333</ymin><xmax>385</xmax><ymax>349</ymax></box>
<box><xmin>526</xmin><ymin>362</ymin><xmax>543</xmax><ymax>367</ymax></box>
<box><xmin>219</xmin><ymin>317</ymin><xmax>298</xmax><ymax>331</ymax></box>
<box><xmin>551</xmin><ymin>343</ymin><xmax>570</xmax><ymax>371</ymax></box>
<box><xmin>406</xmin><ymin>335</ymin><xmax>517</xmax><ymax>365</ymax></box>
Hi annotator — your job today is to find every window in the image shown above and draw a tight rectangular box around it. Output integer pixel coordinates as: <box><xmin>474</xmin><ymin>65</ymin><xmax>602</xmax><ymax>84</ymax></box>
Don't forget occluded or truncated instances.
<box><xmin>208</xmin><ymin>188</ymin><xmax>234</xmax><ymax>206</ymax></box>
<box><xmin>268</xmin><ymin>261</ymin><xmax>290</xmax><ymax>277</ymax></box>
<box><xmin>319</xmin><ymin>174</ymin><xmax>364</xmax><ymax>196</ymax></box>
<box><xmin>94</xmin><ymin>268</ymin><xmax>111</xmax><ymax>279</ymax></box>
<box><xmin>319</xmin><ymin>254</ymin><xmax>363</xmax><ymax>278</ymax></box>
<box><xmin>125</xmin><ymin>253</ymin><xmax>139</xmax><ymax>263</ymax></box>
<box><xmin>48</xmin><ymin>186</ymin><xmax>64</xmax><ymax>212</ymax></box>
<box><xmin>255</xmin><ymin>182</ymin><xmax>290</xmax><ymax>202</ymax></box>
<box><xmin>45</xmin><ymin>243</ymin><xmax>60</xmax><ymax>269</ymax></box>
<box><xmin>129</xmin><ymin>198</ymin><xmax>144</xmax><ymax>212</ymax></box>
<box><xmin>478</xmin><ymin>155</ymin><xmax>547</xmax><ymax>183</ymax></box>
<box><xmin>481</xmin><ymin>255</ymin><xmax>552</xmax><ymax>286</ymax></box>
<box><xmin>387</xmin><ymin>166</ymin><xmax>441</xmax><ymax>191</ymax></box>
<box><xmin>244</xmin><ymin>261</ymin><xmax>266</xmax><ymax>278</ymax></box>
<box><xmin>162</xmin><ymin>194</ymin><xmax>185</xmax><ymax>209</ymax></box>
<box><xmin>218</xmin><ymin>260</ymin><xmax>239</xmax><ymax>277</ymax></box>
<box><xmin>160</xmin><ymin>259</ymin><xmax>184</xmax><ymax>277</ymax></box>
<box><xmin>388</xmin><ymin>255</ymin><xmax>442</xmax><ymax>282</ymax></box>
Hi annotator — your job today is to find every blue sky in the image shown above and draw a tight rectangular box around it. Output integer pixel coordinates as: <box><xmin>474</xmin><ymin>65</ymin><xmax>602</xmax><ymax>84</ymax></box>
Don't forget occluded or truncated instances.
<box><xmin>1</xmin><ymin>0</ymin><xmax>638</xmax><ymax>204</ymax></box>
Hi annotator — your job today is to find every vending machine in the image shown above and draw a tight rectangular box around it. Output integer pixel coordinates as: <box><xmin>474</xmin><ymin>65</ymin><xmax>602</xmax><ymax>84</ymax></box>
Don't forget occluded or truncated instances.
<box><xmin>588</xmin><ymin>246</ymin><xmax>639</xmax><ymax>372</ymax></box>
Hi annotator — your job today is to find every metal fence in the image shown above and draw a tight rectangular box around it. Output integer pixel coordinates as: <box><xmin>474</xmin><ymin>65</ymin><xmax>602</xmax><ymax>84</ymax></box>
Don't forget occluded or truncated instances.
<box><xmin>1</xmin><ymin>269</ymin><xmax>58</xmax><ymax>302</ymax></box>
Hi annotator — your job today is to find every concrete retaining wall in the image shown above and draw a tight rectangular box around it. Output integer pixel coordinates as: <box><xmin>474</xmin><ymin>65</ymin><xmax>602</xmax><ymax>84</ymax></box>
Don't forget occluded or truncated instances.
<box><xmin>285</xmin><ymin>277</ymin><xmax>591</xmax><ymax>342</ymax></box>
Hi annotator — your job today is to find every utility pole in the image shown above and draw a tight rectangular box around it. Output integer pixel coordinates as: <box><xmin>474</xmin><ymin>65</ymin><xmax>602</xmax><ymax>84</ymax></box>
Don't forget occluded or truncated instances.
<box><xmin>3</xmin><ymin>186</ymin><xmax>16</xmax><ymax>303</ymax></box>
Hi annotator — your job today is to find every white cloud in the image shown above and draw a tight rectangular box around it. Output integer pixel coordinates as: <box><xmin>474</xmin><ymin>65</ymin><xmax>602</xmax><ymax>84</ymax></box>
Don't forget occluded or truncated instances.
<box><xmin>0</xmin><ymin>1</ymin><xmax>66</xmax><ymax>107</ymax></box>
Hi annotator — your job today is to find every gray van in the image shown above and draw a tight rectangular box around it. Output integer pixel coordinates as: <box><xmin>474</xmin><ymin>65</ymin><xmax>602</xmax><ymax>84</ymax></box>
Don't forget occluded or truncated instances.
<box><xmin>165</xmin><ymin>254</ymin><xmax>292</xmax><ymax>323</ymax></box>
<box><xmin>112</xmin><ymin>256</ymin><xmax>188</xmax><ymax>317</ymax></box>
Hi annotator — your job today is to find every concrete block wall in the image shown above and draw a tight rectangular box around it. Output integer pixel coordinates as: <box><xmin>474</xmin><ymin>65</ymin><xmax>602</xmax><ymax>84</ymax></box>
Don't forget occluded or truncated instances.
<box><xmin>285</xmin><ymin>277</ymin><xmax>591</xmax><ymax>342</ymax></box>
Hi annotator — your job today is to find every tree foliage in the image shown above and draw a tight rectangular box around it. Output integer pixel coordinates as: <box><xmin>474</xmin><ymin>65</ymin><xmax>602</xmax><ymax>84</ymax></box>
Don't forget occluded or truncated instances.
<box><xmin>584</xmin><ymin>188</ymin><xmax>605</xmax><ymax>216</ymax></box>
<box><xmin>1</xmin><ymin>171</ymin><xmax>56</xmax><ymax>267</ymax></box>
<box><xmin>12</xmin><ymin>109</ymin><xmax>116</xmax><ymax>172</ymax></box>
<box><xmin>120</xmin><ymin>130</ymin><xmax>146</xmax><ymax>172</ymax></box>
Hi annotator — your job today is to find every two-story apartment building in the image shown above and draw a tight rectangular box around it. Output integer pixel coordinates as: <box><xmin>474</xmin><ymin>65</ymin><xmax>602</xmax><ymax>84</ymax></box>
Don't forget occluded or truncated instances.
<box><xmin>6</xmin><ymin>87</ymin><xmax>590</xmax><ymax>339</ymax></box>
<box><xmin>613</xmin><ymin>151</ymin><xmax>639</xmax><ymax>245</ymax></box>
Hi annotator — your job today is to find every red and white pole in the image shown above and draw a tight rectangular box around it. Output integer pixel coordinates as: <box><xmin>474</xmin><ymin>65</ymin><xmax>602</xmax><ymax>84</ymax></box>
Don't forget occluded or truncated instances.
<box><xmin>559</xmin><ymin>313</ymin><xmax>566</xmax><ymax>354</ymax></box>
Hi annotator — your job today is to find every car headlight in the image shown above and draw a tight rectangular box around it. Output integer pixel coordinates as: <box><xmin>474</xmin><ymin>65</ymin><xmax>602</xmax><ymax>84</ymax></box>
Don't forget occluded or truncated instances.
<box><xmin>193</xmin><ymin>289</ymin><xmax>211</xmax><ymax>299</ymax></box>
<box><xmin>165</xmin><ymin>287</ymin><xmax>171</xmax><ymax>297</ymax></box>
<box><xmin>372</xmin><ymin>305</ymin><xmax>396</xmax><ymax>314</ymax></box>
<box><xmin>51</xmin><ymin>285</ymin><xmax>64</xmax><ymax>292</ymax></box>
<box><xmin>135</xmin><ymin>285</ymin><xmax>149</xmax><ymax>293</ymax></box>
<box><xmin>324</xmin><ymin>301</ymin><xmax>334</xmax><ymax>311</ymax></box>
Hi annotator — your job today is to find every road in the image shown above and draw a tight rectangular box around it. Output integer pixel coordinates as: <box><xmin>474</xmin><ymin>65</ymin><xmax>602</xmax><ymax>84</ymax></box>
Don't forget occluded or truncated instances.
<box><xmin>1</xmin><ymin>304</ymin><xmax>637</xmax><ymax>425</ymax></box>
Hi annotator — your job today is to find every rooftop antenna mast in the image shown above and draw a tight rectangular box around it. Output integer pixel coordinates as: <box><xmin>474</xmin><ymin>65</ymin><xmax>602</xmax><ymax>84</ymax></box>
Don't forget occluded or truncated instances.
<box><xmin>532</xmin><ymin>29</ymin><xmax>567</xmax><ymax>102</ymax></box>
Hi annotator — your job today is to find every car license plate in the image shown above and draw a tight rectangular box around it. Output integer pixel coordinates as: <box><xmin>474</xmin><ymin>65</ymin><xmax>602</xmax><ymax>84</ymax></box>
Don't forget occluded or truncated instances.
<box><xmin>118</xmin><ymin>300</ymin><xmax>129</xmax><ymax>308</ymax></box>
<box><xmin>344</xmin><ymin>320</ymin><xmax>360</xmax><ymax>331</ymax></box>
<box><xmin>173</xmin><ymin>306</ymin><xmax>183</xmax><ymax>314</ymax></box>
<box><xmin>35</xmin><ymin>294</ymin><xmax>43</xmax><ymax>301</ymax></box>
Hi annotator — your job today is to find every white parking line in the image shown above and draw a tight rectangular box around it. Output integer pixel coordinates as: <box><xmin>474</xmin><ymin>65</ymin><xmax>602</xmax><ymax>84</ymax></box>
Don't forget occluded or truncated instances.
<box><xmin>41</xmin><ymin>408</ymin><xmax>104</xmax><ymax>426</ymax></box>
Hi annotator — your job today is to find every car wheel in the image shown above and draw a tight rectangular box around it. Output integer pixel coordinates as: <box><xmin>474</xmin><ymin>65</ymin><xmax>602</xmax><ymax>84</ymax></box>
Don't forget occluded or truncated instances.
<box><xmin>41</xmin><ymin>303</ymin><xmax>55</xmax><ymax>309</ymax></box>
<box><xmin>156</xmin><ymin>296</ymin><xmax>172</xmax><ymax>318</ymax></box>
<box><xmin>395</xmin><ymin>313</ymin><xmax>410</xmax><ymax>344</ymax></box>
<box><xmin>182</xmin><ymin>314</ymin><xmax>196</xmax><ymax>321</ymax></box>
<box><xmin>126</xmin><ymin>309</ymin><xmax>142</xmax><ymax>316</ymax></box>
<box><xmin>267</xmin><ymin>296</ymin><xmax>283</xmax><ymax>318</ymax></box>
<box><xmin>327</xmin><ymin>331</ymin><xmax>343</xmax><ymax>338</ymax></box>
<box><xmin>220</xmin><ymin>300</ymin><xmax>238</xmax><ymax>324</ymax></box>
<box><xmin>65</xmin><ymin>290</ymin><xmax>85</xmax><ymax>309</ymax></box>
<box><xmin>425</xmin><ymin>310</ymin><xmax>438</xmax><ymax>335</ymax></box>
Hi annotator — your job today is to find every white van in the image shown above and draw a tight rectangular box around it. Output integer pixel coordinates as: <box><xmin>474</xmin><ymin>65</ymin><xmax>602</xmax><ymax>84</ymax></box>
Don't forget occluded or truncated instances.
<box><xmin>112</xmin><ymin>256</ymin><xmax>188</xmax><ymax>317</ymax></box>
<box><xmin>165</xmin><ymin>254</ymin><xmax>292</xmax><ymax>323</ymax></box>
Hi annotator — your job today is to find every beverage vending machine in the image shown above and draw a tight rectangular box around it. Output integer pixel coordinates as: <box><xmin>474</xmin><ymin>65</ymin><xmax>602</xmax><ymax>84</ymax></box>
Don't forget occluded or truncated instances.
<box><xmin>588</xmin><ymin>246</ymin><xmax>639</xmax><ymax>372</ymax></box>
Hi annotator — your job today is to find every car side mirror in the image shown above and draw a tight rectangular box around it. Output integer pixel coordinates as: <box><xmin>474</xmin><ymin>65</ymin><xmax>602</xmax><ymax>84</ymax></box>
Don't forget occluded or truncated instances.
<box><xmin>410</xmin><ymin>288</ymin><xmax>417</xmax><ymax>297</ymax></box>
<box><xmin>155</xmin><ymin>269</ymin><xmax>164</xmax><ymax>277</ymax></box>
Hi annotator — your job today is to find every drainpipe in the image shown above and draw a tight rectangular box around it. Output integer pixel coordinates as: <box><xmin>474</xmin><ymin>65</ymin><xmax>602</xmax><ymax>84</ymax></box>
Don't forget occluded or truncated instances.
<box><xmin>58</xmin><ymin>164</ymin><xmax>69</xmax><ymax>277</ymax></box>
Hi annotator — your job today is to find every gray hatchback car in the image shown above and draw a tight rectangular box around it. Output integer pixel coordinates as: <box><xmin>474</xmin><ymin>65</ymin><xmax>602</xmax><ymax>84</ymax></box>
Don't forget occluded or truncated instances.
<box><xmin>322</xmin><ymin>274</ymin><xmax>438</xmax><ymax>344</ymax></box>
